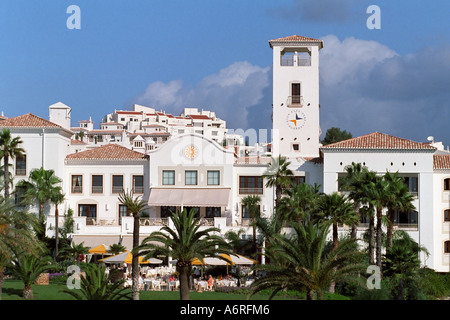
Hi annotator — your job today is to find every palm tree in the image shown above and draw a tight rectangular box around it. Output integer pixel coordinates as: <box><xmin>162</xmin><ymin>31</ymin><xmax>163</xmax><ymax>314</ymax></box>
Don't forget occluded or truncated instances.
<box><xmin>108</xmin><ymin>243</ymin><xmax>126</xmax><ymax>255</ymax></box>
<box><xmin>50</xmin><ymin>187</ymin><xmax>65</xmax><ymax>259</ymax></box>
<box><xmin>339</xmin><ymin>162</ymin><xmax>368</xmax><ymax>239</ymax></box>
<box><xmin>250</xmin><ymin>218</ymin><xmax>365</xmax><ymax>300</ymax></box>
<box><xmin>382</xmin><ymin>230</ymin><xmax>429</xmax><ymax>300</ymax></box>
<box><xmin>61</xmin><ymin>264</ymin><xmax>131</xmax><ymax>300</ymax></box>
<box><xmin>277</xmin><ymin>182</ymin><xmax>321</xmax><ymax>223</ymax></box>
<box><xmin>317</xmin><ymin>192</ymin><xmax>358</xmax><ymax>250</ymax></box>
<box><xmin>241</xmin><ymin>195</ymin><xmax>261</xmax><ymax>257</ymax></box>
<box><xmin>262</xmin><ymin>155</ymin><xmax>293</xmax><ymax>211</ymax></box>
<box><xmin>17</xmin><ymin>167</ymin><xmax>62</xmax><ymax>222</ymax></box>
<box><xmin>383</xmin><ymin>172</ymin><xmax>415</xmax><ymax>248</ymax></box>
<box><xmin>61</xmin><ymin>241</ymin><xmax>90</xmax><ymax>265</ymax></box>
<box><xmin>135</xmin><ymin>208</ymin><xmax>231</xmax><ymax>300</ymax></box>
<box><xmin>118</xmin><ymin>190</ymin><xmax>148</xmax><ymax>301</ymax></box>
<box><xmin>0</xmin><ymin>195</ymin><xmax>43</xmax><ymax>300</ymax></box>
<box><xmin>363</xmin><ymin>175</ymin><xmax>389</xmax><ymax>269</ymax></box>
<box><xmin>8</xmin><ymin>252</ymin><xmax>57</xmax><ymax>299</ymax></box>
<box><xmin>0</xmin><ymin>129</ymin><xmax>25</xmax><ymax>198</ymax></box>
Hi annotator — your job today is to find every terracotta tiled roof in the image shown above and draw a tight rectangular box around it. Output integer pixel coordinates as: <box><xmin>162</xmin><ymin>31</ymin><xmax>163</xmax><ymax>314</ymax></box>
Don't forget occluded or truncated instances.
<box><xmin>115</xmin><ymin>111</ymin><xmax>142</xmax><ymax>115</ymax></box>
<box><xmin>434</xmin><ymin>154</ymin><xmax>450</xmax><ymax>169</ymax></box>
<box><xmin>189</xmin><ymin>115</ymin><xmax>211</xmax><ymax>120</ymax></box>
<box><xmin>321</xmin><ymin>132</ymin><xmax>436</xmax><ymax>151</ymax></box>
<box><xmin>66</xmin><ymin>144</ymin><xmax>147</xmax><ymax>160</ymax></box>
<box><xmin>70</xmin><ymin>139</ymin><xmax>87</xmax><ymax>145</ymax></box>
<box><xmin>0</xmin><ymin>113</ymin><xmax>65</xmax><ymax>129</ymax></box>
<box><xmin>269</xmin><ymin>35</ymin><xmax>323</xmax><ymax>48</ymax></box>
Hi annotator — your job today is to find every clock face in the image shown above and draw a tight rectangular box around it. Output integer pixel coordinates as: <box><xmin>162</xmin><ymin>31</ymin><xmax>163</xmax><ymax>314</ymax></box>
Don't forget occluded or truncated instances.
<box><xmin>286</xmin><ymin>110</ymin><xmax>306</xmax><ymax>130</ymax></box>
<box><xmin>184</xmin><ymin>144</ymin><xmax>199</xmax><ymax>160</ymax></box>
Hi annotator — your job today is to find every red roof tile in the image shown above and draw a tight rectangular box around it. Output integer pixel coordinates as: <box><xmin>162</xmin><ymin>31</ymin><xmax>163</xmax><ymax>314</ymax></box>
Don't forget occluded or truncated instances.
<box><xmin>321</xmin><ymin>132</ymin><xmax>436</xmax><ymax>151</ymax></box>
<box><xmin>269</xmin><ymin>35</ymin><xmax>323</xmax><ymax>48</ymax></box>
<box><xmin>434</xmin><ymin>154</ymin><xmax>450</xmax><ymax>169</ymax></box>
<box><xmin>189</xmin><ymin>115</ymin><xmax>211</xmax><ymax>120</ymax></box>
<box><xmin>0</xmin><ymin>113</ymin><xmax>64</xmax><ymax>129</ymax></box>
<box><xmin>66</xmin><ymin>144</ymin><xmax>147</xmax><ymax>160</ymax></box>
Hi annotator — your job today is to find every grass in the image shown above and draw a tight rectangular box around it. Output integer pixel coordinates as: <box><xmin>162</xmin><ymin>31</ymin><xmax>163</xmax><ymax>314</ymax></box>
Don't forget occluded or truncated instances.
<box><xmin>1</xmin><ymin>280</ymin><xmax>349</xmax><ymax>300</ymax></box>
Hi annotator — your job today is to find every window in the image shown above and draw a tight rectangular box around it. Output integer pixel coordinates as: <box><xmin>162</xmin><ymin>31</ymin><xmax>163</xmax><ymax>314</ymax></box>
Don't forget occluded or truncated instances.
<box><xmin>445</xmin><ymin>209</ymin><xmax>450</xmax><ymax>222</ymax></box>
<box><xmin>133</xmin><ymin>175</ymin><xmax>144</xmax><ymax>193</ymax></box>
<box><xmin>394</xmin><ymin>210</ymin><xmax>418</xmax><ymax>229</ymax></box>
<box><xmin>112</xmin><ymin>175</ymin><xmax>123</xmax><ymax>193</ymax></box>
<box><xmin>72</xmin><ymin>175</ymin><xmax>83</xmax><ymax>193</ymax></box>
<box><xmin>184</xmin><ymin>206</ymin><xmax>200</xmax><ymax>218</ymax></box>
<box><xmin>15</xmin><ymin>155</ymin><xmax>26</xmax><ymax>176</ymax></box>
<box><xmin>239</xmin><ymin>176</ymin><xmax>263</xmax><ymax>194</ymax></box>
<box><xmin>403</xmin><ymin>176</ymin><xmax>419</xmax><ymax>195</ymax></box>
<box><xmin>162</xmin><ymin>170</ymin><xmax>175</xmax><ymax>185</ymax></box>
<box><xmin>134</xmin><ymin>141</ymin><xmax>143</xmax><ymax>148</ymax></box>
<box><xmin>185</xmin><ymin>171</ymin><xmax>198</xmax><ymax>185</ymax></box>
<box><xmin>206</xmin><ymin>207</ymin><xmax>221</xmax><ymax>218</ymax></box>
<box><xmin>292</xmin><ymin>144</ymin><xmax>300</xmax><ymax>151</ymax></box>
<box><xmin>161</xmin><ymin>206</ymin><xmax>176</xmax><ymax>218</ymax></box>
<box><xmin>207</xmin><ymin>171</ymin><xmax>220</xmax><ymax>185</ymax></box>
<box><xmin>79</xmin><ymin>204</ymin><xmax>97</xmax><ymax>225</ymax></box>
<box><xmin>14</xmin><ymin>186</ymin><xmax>26</xmax><ymax>207</ymax></box>
<box><xmin>289</xmin><ymin>83</ymin><xmax>302</xmax><ymax>106</ymax></box>
<box><xmin>119</xmin><ymin>204</ymin><xmax>130</xmax><ymax>217</ymax></box>
<box><xmin>445</xmin><ymin>241</ymin><xmax>450</xmax><ymax>254</ymax></box>
<box><xmin>92</xmin><ymin>175</ymin><xmax>103</xmax><ymax>193</ymax></box>
<box><xmin>291</xmin><ymin>176</ymin><xmax>306</xmax><ymax>186</ymax></box>
<box><xmin>445</xmin><ymin>178</ymin><xmax>450</xmax><ymax>191</ymax></box>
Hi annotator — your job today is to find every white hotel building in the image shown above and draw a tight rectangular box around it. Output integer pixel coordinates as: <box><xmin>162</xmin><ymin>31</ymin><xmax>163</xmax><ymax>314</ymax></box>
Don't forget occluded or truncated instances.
<box><xmin>1</xmin><ymin>35</ymin><xmax>449</xmax><ymax>272</ymax></box>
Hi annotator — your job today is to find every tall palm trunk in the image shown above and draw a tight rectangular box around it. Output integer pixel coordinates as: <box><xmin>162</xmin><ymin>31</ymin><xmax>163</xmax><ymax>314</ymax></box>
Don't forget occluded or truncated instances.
<box><xmin>387</xmin><ymin>209</ymin><xmax>395</xmax><ymax>248</ymax></box>
<box><xmin>132</xmin><ymin>213</ymin><xmax>140</xmax><ymax>300</ymax></box>
<box><xmin>3</xmin><ymin>154</ymin><xmax>9</xmax><ymax>198</ymax></box>
<box><xmin>55</xmin><ymin>204</ymin><xmax>59</xmax><ymax>258</ymax></box>
<box><xmin>376</xmin><ymin>207</ymin><xmax>383</xmax><ymax>268</ymax></box>
<box><xmin>369</xmin><ymin>213</ymin><xmax>375</xmax><ymax>265</ymax></box>
<box><xmin>178</xmin><ymin>264</ymin><xmax>191</xmax><ymax>300</ymax></box>
<box><xmin>23</xmin><ymin>284</ymin><xmax>34</xmax><ymax>299</ymax></box>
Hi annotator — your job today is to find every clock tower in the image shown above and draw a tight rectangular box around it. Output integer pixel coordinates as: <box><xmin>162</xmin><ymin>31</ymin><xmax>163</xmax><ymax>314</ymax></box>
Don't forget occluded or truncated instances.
<box><xmin>269</xmin><ymin>35</ymin><xmax>323</xmax><ymax>159</ymax></box>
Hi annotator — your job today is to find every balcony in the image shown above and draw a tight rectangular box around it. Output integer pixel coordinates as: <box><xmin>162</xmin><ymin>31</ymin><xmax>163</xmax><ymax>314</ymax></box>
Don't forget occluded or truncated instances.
<box><xmin>280</xmin><ymin>56</ymin><xmax>311</xmax><ymax>67</ymax></box>
<box><xmin>239</xmin><ymin>187</ymin><xmax>263</xmax><ymax>195</ymax></box>
<box><xmin>287</xmin><ymin>96</ymin><xmax>304</xmax><ymax>107</ymax></box>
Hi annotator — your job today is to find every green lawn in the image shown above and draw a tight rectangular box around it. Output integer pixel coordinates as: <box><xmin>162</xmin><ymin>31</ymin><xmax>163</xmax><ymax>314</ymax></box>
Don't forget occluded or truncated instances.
<box><xmin>1</xmin><ymin>280</ymin><xmax>349</xmax><ymax>300</ymax></box>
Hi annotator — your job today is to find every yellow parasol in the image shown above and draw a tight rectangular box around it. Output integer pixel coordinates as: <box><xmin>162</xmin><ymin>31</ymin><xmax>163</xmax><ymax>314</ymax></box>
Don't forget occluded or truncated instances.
<box><xmin>99</xmin><ymin>251</ymin><xmax>162</xmax><ymax>265</ymax></box>
<box><xmin>89</xmin><ymin>244</ymin><xmax>110</xmax><ymax>254</ymax></box>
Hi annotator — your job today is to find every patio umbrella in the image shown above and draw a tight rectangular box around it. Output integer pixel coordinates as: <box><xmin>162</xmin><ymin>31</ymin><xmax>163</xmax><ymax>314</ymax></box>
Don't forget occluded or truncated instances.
<box><xmin>99</xmin><ymin>251</ymin><xmax>163</xmax><ymax>265</ymax></box>
<box><xmin>220</xmin><ymin>253</ymin><xmax>258</xmax><ymax>265</ymax></box>
<box><xmin>89</xmin><ymin>244</ymin><xmax>110</xmax><ymax>254</ymax></box>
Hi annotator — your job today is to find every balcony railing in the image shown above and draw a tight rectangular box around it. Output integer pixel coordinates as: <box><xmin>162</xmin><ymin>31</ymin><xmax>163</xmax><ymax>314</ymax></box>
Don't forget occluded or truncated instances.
<box><xmin>280</xmin><ymin>56</ymin><xmax>311</xmax><ymax>67</ymax></box>
<box><xmin>133</xmin><ymin>186</ymin><xmax>144</xmax><ymax>194</ymax></box>
<box><xmin>92</xmin><ymin>186</ymin><xmax>103</xmax><ymax>193</ymax></box>
<box><xmin>287</xmin><ymin>96</ymin><xmax>304</xmax><ymax>107</ymax></box>
<box><xmin>112</xmin><ymin>186</ymin><xmax>123</xmax><ymax>194</ymax></box>
<box><xmin>138</xmin><ymin>218</ymin><xmax>169</xmax><ymax>226</ymax></box>
<box><xmin>239</xmin><ymin>188</ymin><xmax>263</xmax><ymax>195</ymax></box>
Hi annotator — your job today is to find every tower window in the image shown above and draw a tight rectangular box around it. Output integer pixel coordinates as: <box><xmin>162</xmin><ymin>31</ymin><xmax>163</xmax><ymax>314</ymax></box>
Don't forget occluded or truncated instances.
<box><xmin>289</xmin><ymin>83</ymin><xmax>303</xmax><ymax>107</ymax></box>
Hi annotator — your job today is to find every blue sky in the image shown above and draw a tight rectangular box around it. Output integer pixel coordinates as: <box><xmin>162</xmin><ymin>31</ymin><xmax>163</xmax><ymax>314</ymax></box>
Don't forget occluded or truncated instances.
<box><xmin>0</xmin><ymin>0</ymin><xmax>449</xmax><ymax>146</ymax></box>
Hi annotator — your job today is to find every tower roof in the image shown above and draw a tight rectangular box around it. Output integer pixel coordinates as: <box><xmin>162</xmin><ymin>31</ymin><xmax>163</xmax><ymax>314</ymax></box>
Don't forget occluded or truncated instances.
<box><xmin>269</xmin><ymin>35</ymin><xmax>324</xmax><ymax>48</ymax></box>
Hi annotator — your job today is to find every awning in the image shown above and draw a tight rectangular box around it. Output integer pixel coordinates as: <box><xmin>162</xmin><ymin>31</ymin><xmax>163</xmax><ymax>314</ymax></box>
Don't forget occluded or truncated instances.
<box><xmin>148</xmin><ymin>188</ymin><xmax>230</xmax><ymax>207</ymax></box>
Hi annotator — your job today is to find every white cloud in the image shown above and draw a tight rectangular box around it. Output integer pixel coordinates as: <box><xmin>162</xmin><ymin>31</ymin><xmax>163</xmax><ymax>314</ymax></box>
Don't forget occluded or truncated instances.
<box><xmin>134</xmin><ymin>61</ymin><xmax>271</xmax><ymax>129</ymax></box>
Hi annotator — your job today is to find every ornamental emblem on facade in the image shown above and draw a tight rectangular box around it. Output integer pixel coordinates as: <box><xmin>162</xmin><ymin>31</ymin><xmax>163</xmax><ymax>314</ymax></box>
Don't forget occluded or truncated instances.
<box><xmin>184</xmin><ymin>144</ymin><xmax>199</xmax><ymax>160</ymax></box>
